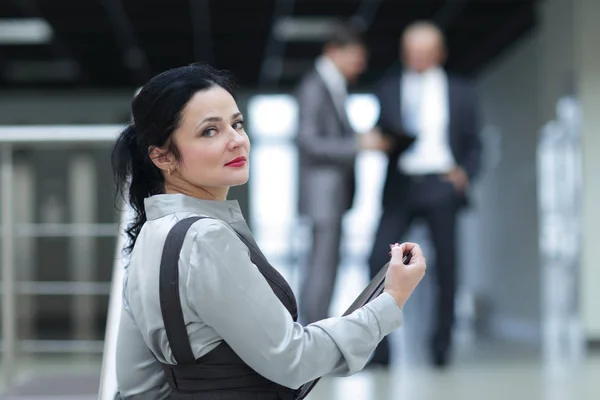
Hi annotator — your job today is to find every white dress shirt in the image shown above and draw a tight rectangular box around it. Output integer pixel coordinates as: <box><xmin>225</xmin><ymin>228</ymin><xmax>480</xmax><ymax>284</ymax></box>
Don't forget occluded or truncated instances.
<box><xmin>315</xmin><ymin>55</ymin><xmax>349</xmax><ymax>123</ymax></box>
<box><xmin>116</xmin><ymin>193</ymin><xmax>404</xmax><ymax>399</ymax></box>
<box><xmin>399</xmin><ymin>67</ymin><xmax>456</xmax><ymax>175</ymax></box>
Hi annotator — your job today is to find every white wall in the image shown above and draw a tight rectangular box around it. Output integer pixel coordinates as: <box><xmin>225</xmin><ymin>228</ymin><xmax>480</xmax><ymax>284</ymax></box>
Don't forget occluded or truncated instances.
<box><xmin>538</xmin><ymin>0</ymin><xmax>575</xmax><ymax>122</ymax></box>
<box><xmin>468</xmin><ymin>32</ymin><xmax>542</xmax><ymax>342</ymax></box>
<box><xmin>576</xmin><ymin>0</ymin><xmax>600</xmax><ymax>340</ymax></box>
<box><xmin>538</xmin><ymin>0</ymin><xmax>600</xmax><ymax>343</ymax></box>
<box><xmin>470</xmin><ymin>0</ymin><xmax>600</xmax><ymax>343</ymax></box>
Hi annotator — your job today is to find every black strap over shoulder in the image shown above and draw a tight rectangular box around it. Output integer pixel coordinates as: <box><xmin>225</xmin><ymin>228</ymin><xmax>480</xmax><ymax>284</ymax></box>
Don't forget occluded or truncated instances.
<box><xmin>159</xmin><ymin>216</ymin><xmax>299</xmax><ymax>365</ymax></box>
<box><xmin>157</xmin><ymin>216</ymin><xmax>300</xmax><ymax>399</ymax></box>
<box><xmin>234</xmin><ymin>233</ymin><xmax>298</xmax><ymax>320</ymax></box>
<box><xmin>159</xmin><ymin>216</ymin><xmax>204</xmax><ymax>365</ymax></box>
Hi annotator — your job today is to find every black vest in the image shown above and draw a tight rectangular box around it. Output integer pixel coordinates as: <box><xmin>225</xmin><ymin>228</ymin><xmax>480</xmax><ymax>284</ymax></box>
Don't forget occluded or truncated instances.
<box><xmin>158</xmin><ymin>217</ymin><xmax>300</xmax><ymax>400</ymax></box>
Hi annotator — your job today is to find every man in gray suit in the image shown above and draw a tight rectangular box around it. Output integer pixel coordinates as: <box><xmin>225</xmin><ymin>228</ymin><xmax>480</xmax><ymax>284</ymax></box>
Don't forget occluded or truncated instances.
<box><xmin>296</xmin><ymin>22</ymin><xmax>390</xmax><ymax>324</ymax></box>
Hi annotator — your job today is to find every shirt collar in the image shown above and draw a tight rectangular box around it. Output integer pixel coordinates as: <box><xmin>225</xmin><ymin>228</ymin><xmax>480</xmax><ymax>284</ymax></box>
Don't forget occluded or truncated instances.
<box><xmin>404</xmin><ymin>66</ymin><xmax>444</xmax><ymax>79</ymax></box>
<box><xmin>315</xmin><ymin>55</ymin><xmax>347</xmax><ymax>90</ymax></box>
<box><xmin>144</xmin><ymin>193</ymin><xmax>245</xmax><ymax>224</ymax></box>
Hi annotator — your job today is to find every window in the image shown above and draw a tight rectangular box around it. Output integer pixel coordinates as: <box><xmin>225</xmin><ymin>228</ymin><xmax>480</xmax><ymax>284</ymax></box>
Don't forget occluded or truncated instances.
<box><xmin>247</xmin><ymin>93</ymin><xmax>386</xmax><ymax>276</ymax></box>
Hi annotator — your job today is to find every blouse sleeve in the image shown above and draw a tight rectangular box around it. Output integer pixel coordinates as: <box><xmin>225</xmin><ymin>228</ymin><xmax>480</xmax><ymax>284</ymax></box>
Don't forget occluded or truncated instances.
<box><xmin>184</xmin><ymin>219</ymin><xmax>403</xmax><ymax>389</ymax></box>
<box><xmin>115</xmin><ymin>308</ymin><xmax>171</xmax><ymax>399</ymax></box>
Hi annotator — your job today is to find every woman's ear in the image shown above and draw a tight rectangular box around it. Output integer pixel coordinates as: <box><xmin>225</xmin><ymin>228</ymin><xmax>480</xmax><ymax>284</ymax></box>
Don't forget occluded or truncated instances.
<box><xmin>148</xmin><ymin>146</ymin><xmax>175</xmax><ymax>174</ymax></box>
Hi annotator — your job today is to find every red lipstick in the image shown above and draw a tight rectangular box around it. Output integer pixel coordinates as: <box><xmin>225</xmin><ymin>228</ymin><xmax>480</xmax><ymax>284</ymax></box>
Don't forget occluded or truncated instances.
<box><xmin>225</xmin><ymin>156</ymin><xmax>247</xmax><ymax>167</ymax></box>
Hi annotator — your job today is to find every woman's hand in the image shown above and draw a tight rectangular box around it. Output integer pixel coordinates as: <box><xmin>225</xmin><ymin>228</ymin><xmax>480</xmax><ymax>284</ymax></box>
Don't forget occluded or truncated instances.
<box><xmin>384</xmin><ymin>242</ymin><xmax>427</xmax><ymax>308</ymax></box>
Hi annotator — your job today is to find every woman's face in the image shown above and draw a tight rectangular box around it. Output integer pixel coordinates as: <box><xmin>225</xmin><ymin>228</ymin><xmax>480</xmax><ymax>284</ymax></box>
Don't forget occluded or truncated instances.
<box><xmin>169</xmin><ymin>86</ymin><xmax>250</xmax><ymax>197</ymax></box>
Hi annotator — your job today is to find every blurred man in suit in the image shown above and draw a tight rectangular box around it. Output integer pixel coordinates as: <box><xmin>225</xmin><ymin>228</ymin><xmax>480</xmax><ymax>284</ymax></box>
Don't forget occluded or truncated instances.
<box><xmin>368</xmin><ymin>21</ymin><xmax>482</xmax><ymax>368</ymax></box>
<box><xmin>296</xmin><ymin>21</ymin><xmax>390</xmax><ymax>324</ymax></box>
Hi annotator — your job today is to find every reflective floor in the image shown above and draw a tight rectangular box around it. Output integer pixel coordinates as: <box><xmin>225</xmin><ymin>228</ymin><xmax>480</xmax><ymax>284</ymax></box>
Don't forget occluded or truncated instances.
<box><xmin>313</xmin><ymin>356</ymin><xmax>600</xmax><ymax>400</ymax></box>
<box><xmin>1</xmin><ymin>346</ymin><xmax>599</xmax><ymax>400</ymax></box>
<box><xmin>1</xmin><ymin>263</ymin><xmax>599</xmax><ymax>399</ymax></box>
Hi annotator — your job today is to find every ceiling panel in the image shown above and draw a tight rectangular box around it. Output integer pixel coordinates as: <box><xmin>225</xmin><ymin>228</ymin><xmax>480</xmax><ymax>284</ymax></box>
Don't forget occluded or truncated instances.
<box><xmin>0</xmin><ymin>0</ymin><xmax>542</xmax><ymax>90</ymax></box>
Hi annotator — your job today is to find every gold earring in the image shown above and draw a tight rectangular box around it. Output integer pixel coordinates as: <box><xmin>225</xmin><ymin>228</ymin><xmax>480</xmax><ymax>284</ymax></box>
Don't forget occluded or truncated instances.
<box><xmin>167</xmin><ymin>168</ymin><xmax>172</xmax><ymax>176</ymax></box>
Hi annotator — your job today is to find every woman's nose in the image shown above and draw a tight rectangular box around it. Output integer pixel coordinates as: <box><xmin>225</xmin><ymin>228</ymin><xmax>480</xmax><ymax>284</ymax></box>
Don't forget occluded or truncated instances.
<box><xmin>229</xmin><ymin>129</ymin><xmax>247</xmax><ymax>149</ymax></box>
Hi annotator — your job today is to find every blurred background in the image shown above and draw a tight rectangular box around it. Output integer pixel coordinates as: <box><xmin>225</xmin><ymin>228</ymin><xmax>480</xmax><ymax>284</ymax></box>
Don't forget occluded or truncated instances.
<box><xmin>0</xmin><ymin>0</ymin><xmax>599</xmax><ymax>399</ymax></box>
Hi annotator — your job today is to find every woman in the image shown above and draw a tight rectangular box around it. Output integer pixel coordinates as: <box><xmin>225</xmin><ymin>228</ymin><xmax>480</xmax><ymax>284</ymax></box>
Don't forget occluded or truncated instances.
<box><xmin>112</xmin><ymin>64</ymin><xmax>426</xmax><ymax>400</ymax></box>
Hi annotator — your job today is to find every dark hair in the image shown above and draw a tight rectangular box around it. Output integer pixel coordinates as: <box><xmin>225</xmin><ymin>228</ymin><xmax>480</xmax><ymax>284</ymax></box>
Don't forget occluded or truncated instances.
<box><xmin>325</xmin><ymin>20</ymin><xmax>366</xmax><ymax>48</ymax></box>
<box><xmin>112</xmin><ymin>64</ymin><xmax>235</xmax><ymax>253</ymax></box>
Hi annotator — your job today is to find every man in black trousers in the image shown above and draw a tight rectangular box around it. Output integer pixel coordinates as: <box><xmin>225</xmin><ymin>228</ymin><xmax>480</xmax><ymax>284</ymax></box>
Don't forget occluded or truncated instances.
<box><xmin>368</xmin><ymin>21</ymin><xmax>482</xmax><ymax>368</ymax></box>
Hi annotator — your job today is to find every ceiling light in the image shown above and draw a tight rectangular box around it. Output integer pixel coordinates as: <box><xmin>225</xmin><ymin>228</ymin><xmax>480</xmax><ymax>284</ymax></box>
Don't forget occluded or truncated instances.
<box><xmin>274</xmin><ymin>17</ymin><xmax>337</xmax><ymax>41</ymax></box>
<box><xmin>4</xmin><ymin>59</ymin><xmax>79</xmax><ymax>81</ymax></box>
<box><xmin>0</xmin><ymin>18</ymin><xmax>53</xmax><ymax>45</ymax></box>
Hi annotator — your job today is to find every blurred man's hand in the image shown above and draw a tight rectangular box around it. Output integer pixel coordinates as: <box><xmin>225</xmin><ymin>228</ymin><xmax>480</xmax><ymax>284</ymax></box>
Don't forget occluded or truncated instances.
<box><xmin>443</xmin><ymin>166</ymin><xmax>469</xmax><ymax>193</ymax></box>
<box><xmin>359</xmin><ymin>128</ymin><xmax>393</xmax><ymax>152</ymax></box>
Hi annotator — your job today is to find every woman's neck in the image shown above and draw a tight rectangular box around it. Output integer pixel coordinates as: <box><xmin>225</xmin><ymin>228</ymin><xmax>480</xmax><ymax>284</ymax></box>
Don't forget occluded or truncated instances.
<box><xmin>164</xmin><ymin>181</ymin><xmax>228</xmax><ymax>201</ymax></box>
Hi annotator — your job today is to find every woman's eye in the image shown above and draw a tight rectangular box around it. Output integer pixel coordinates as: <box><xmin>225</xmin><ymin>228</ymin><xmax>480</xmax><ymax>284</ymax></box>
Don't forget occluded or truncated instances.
<box><xmin>233</xmin><ymin>120</ymin><xmax>244</xmax><ymax>130</ymax></box>
<box><xmin>202</xmin><ymin>128</ymin><xmax>218</xmax><ymax>137</ymax></box>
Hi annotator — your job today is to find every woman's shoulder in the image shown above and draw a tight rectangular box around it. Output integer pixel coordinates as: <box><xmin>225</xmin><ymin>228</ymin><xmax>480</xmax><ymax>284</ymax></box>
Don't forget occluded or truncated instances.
<box><xmin>183</xmin><ymin>216</ymin><xmax>250</xmax><ymax>264</ymax></box>
<box><xmin>183</xmin><ymin>215</ymin><xmax>239</xmax><ymax>245</ymax></box>
<box><xmin>141</xmin><ymin>213</ymin><xmax>243</xmax><ymax>255</ymax></box>
<box><xmin>184</xmin><ymin>215</ymin><xmax>231</xmax><ymax>234</ymax></box>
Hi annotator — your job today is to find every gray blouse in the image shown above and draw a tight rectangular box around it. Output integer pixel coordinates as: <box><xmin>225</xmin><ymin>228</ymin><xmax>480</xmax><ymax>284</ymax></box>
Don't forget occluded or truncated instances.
<box><xmin>116</xmin><ymin>194</ymin><xmax>403</xmax><ymax>399</ymax></box>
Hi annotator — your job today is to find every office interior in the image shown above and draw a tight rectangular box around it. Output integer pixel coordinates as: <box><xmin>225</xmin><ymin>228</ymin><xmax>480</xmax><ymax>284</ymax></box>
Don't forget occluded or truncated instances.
<box><xmin>0</xmin><ymin>0</ymin><xmax>599</xmax><ymax>399</ymax></box>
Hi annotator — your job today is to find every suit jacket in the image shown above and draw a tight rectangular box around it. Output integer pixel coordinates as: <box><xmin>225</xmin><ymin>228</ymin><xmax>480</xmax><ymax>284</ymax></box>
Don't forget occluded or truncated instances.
<box><xmin>375</xmin><ymin>68</ymin><xmax>482</xmax><ymax>209</ymax></box>
<box><xmin>295</xmin><ymin>69</ymin><xmax>357</xmax><ymax>221</ymax></box>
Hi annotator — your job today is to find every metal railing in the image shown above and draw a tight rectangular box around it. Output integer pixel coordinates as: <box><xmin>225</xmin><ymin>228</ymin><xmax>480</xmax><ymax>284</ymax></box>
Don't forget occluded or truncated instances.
<box><xmin>98</xmin><ymin>203</ymin><xmax>132</xmax><ymax>400</ymax></box>
<box><xmin>0</xmin><ymin>124</ymin><xmax>124</xmax><ymax>394</ymax></box>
